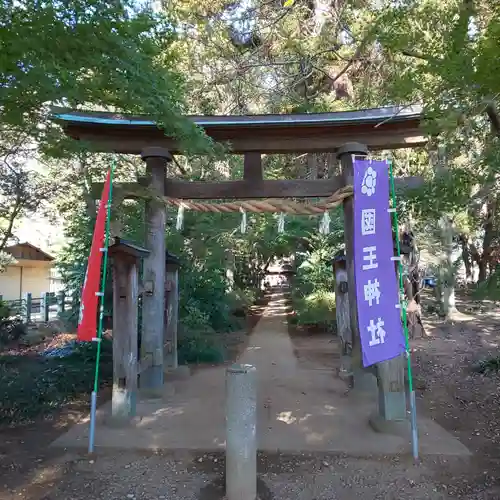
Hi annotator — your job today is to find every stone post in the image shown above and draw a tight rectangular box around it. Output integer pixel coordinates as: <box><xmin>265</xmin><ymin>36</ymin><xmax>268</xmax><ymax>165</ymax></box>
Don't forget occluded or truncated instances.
<box><xmin>226</xmin><ymin>364</ymin><xmax>257</xmax><ymax>500</ymax></box>
<box><xmin>337</xmin><ymin>143</ymin><xmax>377</xmax><ymax>392</ymax></box>
<box><xmin>41</xmin><ymin>292</ymin><xmax>50</xmax><ymax>322</ymax></box>
<box><xmin>140</xmin><ymin>147</ymin><xmax>172</xmax><ymax>394</ymax></box>
<box><xmin>57</xmin><ymin>290</ymin><xmax>66</xmax><ymax>315</ymax></box>
<box><xmin>24</xmin><ymin>292</ymin><xmax>32</xmax><ymax>323</ymax></box>
<box><xmin>164</xmin><ymin>250</ymin><xmax>180</xmax><ymax>370</ymax></box>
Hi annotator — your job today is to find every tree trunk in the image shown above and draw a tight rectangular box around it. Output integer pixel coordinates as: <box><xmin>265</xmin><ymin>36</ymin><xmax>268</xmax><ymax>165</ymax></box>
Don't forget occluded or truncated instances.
<box><xmin>479</xmin><ymin>199</ymin><xmax>496</xmax><ymax>282</ymax></box>
<box><xmin>334</xmin><ymin>267</ymin><xmax>351</xmax><ymax>347</ymax></box>
<box><xmin>403</xmin><ymin>274</ymin><xmax>426</xmax><ymax>338</ymax></box>
<box><xmin>439</xmin><ymin>216</ymin><xmax>458</xmax><ymax>320</ymax></box>
<box><xmin>469</xmin><ymin>198</ymin><xmax>497</xmax><ymax>283</ymax></box>
<box><xmin>459</xmin><ymin>234</ymin><xmax>473</xmax><ymax>281</ymax></box>
<box><xmin>225</xmin><ymin>249</ymin><xmax>235</xmax><ymax>292</ymax></box>
<box><xmin>78</xmin><ymin>156</ymin><xmax>99</xmax><ymax>222</ymax></box>
<box><xmin>478</xmin><ymin>260</ymin><xmax>488</xmax><ymax>283</ymax></box>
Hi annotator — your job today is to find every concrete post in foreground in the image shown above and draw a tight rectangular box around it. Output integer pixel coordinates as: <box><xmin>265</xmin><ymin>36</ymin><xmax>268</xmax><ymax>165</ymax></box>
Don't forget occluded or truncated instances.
<box><xmin>226</xmin><ymin>364</ymin><xmax>257</xmax><ymax>500</ymax></box>
<box><xmin>337</xmin><ymin>143</ymin><xmax>377</xmax><ymax>393</ymax></box>
<box><xmin>140</xmin><ymin>147</ymin><xmax>172</xmax><ymax>394</ymax></box>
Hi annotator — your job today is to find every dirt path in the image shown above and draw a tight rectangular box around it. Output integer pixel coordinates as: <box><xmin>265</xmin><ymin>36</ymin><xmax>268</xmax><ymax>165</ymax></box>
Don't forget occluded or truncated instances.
<box><xmin>237</xmin><ymin>290</ymin><xmax>297</xmax><ymax>376</ymax></box>
<box><xmin>3</xmin><ymin>289</ymin><xmax>500</xmax><ymax>499</ymax></box>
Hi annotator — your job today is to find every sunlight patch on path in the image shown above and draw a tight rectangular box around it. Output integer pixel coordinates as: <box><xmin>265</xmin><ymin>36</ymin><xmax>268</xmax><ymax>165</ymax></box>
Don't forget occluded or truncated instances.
<box><xmin>238</xmin><ymin>290</ymin><xmax>297</xmax><ymax>377</ymax></box>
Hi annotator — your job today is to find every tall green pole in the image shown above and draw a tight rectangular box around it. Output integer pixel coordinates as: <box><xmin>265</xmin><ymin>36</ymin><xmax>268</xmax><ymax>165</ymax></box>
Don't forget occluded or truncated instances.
<box><xmin>388</xmin><ymin>159</ymin><xmax>419</xmax><ymax>461</ymax></box>
<box><xmin>88</xmin><ymin>159</ymin><xmax>115</xmax><ymax>454</ymax></box>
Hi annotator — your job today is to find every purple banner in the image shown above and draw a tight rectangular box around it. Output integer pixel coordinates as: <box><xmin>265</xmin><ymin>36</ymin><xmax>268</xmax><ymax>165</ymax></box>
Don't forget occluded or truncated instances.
<box><xmin>353</xmin><ymin>159</ymin><xmax>405</xmax><ymax>367</ymax></box>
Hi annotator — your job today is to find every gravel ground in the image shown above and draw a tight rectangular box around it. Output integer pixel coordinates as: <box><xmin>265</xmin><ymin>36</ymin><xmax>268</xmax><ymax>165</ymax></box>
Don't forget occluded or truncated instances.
<box><xmin>1</xmin><ymin>450</ymin><xmax>453</xmax><ymax>500</ymax></box>
<box><xmin>3</xmin><ymin>292</ymin><xmax>500</xmax><ymax>499</ymax></box>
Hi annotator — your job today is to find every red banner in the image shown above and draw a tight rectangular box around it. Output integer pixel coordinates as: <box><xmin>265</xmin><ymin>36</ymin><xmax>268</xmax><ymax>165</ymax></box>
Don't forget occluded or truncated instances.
<box><xmin>77</xmin><ymin>170</ymin><xmax>112</xmax><ymax>341</ymax></box>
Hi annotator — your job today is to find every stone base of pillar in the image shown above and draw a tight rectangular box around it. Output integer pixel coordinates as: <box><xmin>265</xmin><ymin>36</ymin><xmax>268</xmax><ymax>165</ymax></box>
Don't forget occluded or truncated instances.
<box><xmin>373</xmin><ymin>355</ymin><xmax>407</xmax><ymax>432</ymax></box>
<box><xmin>137</xmin><ymin>385</ymin><xmax>164</xmax><ymax>400</ymax></box>
<box><xmin>351</xmin><ymin>368</ymin><xmax>378</xmax><ymax>393</ymax></box>
<box><xmin>111</xmin><ymin>386</ymin><xmax>137</xmax><ymax>421</ymax></box>
<box><xmin>377</xmin><ymin>388</ymin><xmax>407</xmax><ymax>420</ymax></box>
<box><xmin>139</xmin><ymin>365</ymin><xmax>164</xmax><ymax>393</ymax></box>
<box><xmin>165</xmin><ymin>365</ymin><xmax>191</xmax><ymax>381</ymax></box>
<box><xmin>104</xmin><ymin>415</ymin><xmax>142</xmax><ymax>428</ymax></box>
<box><xmin>338</xmin><ymin>355</ymin><xmax>353</xmax><ymax>384</ymax></box>
<box><xmin>369</xmin><ymin>411</ymin><xmax>410</xmax><ymax>437</ymax></box>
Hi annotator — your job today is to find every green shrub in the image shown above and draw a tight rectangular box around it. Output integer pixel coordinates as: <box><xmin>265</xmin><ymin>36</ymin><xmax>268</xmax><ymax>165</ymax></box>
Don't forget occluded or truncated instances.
<box><xmin>227</xmin><ymin>286</ymin><xmax>256</xmax><ymax>314</ymax></box>
<box><xmin>179</xmin><ymin>264</ymin><xmax>243</xmax><ymax>333</ymax></box>
<box><xmin>0</xmin><ymin>338</ymin><xmax>112</xmax><ymax>425</ymax></box>
<box><xmin>472</xmin><ymin>356</ymin><xmax>500</xmax><ymax>374</ymax></box>
<box><xmin>294</xmin><ymin>289</ymin><xmax>336</xmax><ymax>330</ymax></box>
<box><xmin>177</xmin><ymin>328</ymin><xmax>225</xmax><ymax>365</ymax></box>
<box><xmin>180</xmin><ymin>303</ymin><xmax>214</xmax><ymax>333</ymax></box>
<box><xmin>473</xmin><ymin>266</ymin><xmax>500</xmax><ymax>301</ymax></box>
<box><xmin>0</xmin><ymin>300</ymin><xmax>25</xmax><ymax>346</ymax></box>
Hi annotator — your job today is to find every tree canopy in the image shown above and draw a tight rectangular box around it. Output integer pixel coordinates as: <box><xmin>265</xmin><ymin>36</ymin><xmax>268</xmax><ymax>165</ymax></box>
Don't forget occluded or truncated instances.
<box><xmin>1</xmin><ymin>0</ymin><xmax>500</xmax><ymax>331</ymax></box>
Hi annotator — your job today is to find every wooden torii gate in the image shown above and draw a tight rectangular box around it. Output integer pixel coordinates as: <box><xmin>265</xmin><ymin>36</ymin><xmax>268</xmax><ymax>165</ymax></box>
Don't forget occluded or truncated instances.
<box><xmin>53</xmin><ymin>105</ymin><xmax>426</xmax><ymax>431</ymax></box>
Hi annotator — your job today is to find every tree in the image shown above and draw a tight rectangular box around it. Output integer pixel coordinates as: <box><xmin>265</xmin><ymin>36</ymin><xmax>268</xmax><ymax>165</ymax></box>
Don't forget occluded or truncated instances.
<box><xmin>0</xmin><ymin>131</ymin><xmax>54</xmax><ymax>271</ymax></box>
<box><xmin>0</xmin><ymin>0</ymin><xmax>211</xmax><ymax>151</ymax></box>
<box><xmin>373</xmin><ymin>1</ymin><xmax>500</xmax><ymax>284</ymax></box>
<box><xmin>0</xmin><ymin>0</ymin><xmax>217</xmax><ymax>271</ymax></box>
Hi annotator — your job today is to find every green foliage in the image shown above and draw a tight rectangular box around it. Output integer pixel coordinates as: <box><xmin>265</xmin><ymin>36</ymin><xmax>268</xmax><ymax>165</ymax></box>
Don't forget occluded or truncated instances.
<box><xmin>179</xmin><ymin>262</ymin><xmax>242</xmax><ymax>333</ymax></box>
<box><xmin>0</xmin><ymin>299</ymin><xmax>25</xmax><ymax>346</ymax></box>
<box><xmin>177</xmin><ymin>329</ymin><xmax>225</xmax><ymax>365</ymax></box>
<box><xmin>56</xmin><ymin>203</ymin><xmax>94</xmax><ymax>327</ymax></box>
<box><xmin>473</xmin><ymin>266</ymin><xmax>500</xmax><ymax>301</ymax></box>
<box><xmin>291</xmin><ymin>233</ymin><xmax>339</xmax><ymax>331</ymax></box>
<box><xmin>472</xmin><ymin>355</ymin><xmax>500</xmax><ymax>375</ymax></box>
<box><xmin>0</xmin><ymin>250</ymin><xmax>15</xmax><ymax>271</ymax></box>
<box><xmin>13</xmin><ymin>0</ymin><xmax>500</xmax><ymax>360</ymax></box>
<box><xmin>6</xmin><ymin>0</ymin><xmax>500</xmax><ymax>424</ymax></box>
<box><xmin>1</xmin><ymin>0</ymin><xmax>212</xmax><ymax>153</ymax></box>
<box><xmin>293</xmin><ymin>290</ymin><xmax>336</xmax><ymax>330</ymax></box>
<box><xmin>0</xmin><ymin>0</ymin><xmax>216</xmax><ymax>256</ymax></box>
<box><xmin>0</xmin><ymin>338</ymin><xmax>112</xmax><ymax>425</ymax></box>
<box><xmin>227</xmin><ymin>287</ymin><xmax>257</xmax><ymax>314</ymax></box>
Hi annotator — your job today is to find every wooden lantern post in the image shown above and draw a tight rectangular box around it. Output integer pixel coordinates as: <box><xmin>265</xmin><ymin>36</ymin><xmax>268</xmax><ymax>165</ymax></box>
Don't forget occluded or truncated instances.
<box><xmin>164</xmin><ymin>250</ymin><xmax>180</xmax><ymax>370</ymax></box>
<box><xmin>108</xmin><ymin>238</ymin><xmax>150</xmax><ymax>421</ymax></box>
<box><xmin>332</xmin><ymin>251</ymin><xmax>352</xmax><ymax>382</ymax></box>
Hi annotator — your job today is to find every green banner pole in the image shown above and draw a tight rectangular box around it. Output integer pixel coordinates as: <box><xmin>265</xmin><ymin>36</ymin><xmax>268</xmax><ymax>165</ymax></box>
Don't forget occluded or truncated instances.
<box><xmin>388</xmin><ymin>159</ymin><xmax>419</xmax><ymax>461</ymax></box>
<box><xmin>88</xmin><ymin>159</ymin><xmax>116</xmax><ymax>454</ymax></box>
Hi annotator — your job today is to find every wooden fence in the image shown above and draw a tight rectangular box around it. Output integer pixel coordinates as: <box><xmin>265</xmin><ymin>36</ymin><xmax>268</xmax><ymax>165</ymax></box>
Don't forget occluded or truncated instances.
<box><xmin>0</xmin><ymin>291</ymin><xmax>74</xmax><ymax>323</ymax></box>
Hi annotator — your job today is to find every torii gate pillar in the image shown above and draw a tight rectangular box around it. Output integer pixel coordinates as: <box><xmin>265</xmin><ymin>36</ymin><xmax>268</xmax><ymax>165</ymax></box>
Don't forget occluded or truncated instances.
<box><xmin>337</xmin><ymin>143</ymin><xmax>378</xmax><ymax>393</ymax></box>
<box><xmin>140</xmin><ymin>147</ymin><xmax>172</xmax><ymax>395</ymax></box>
<box><xmin>338</xmin><ymin>143</ymin><xmax>407</xmax><ymax>434</ymax></box>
